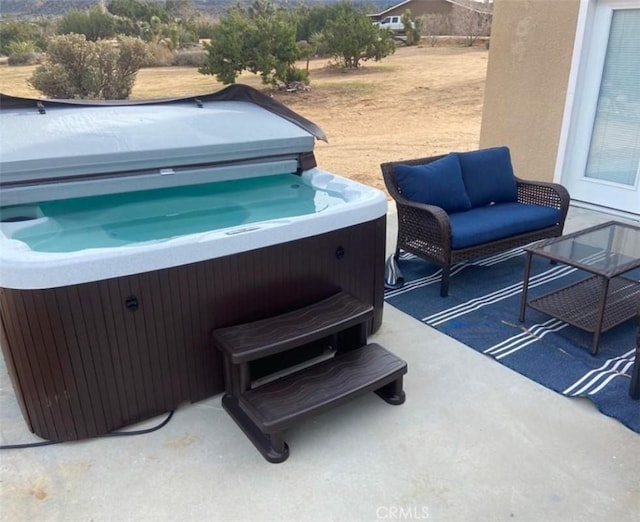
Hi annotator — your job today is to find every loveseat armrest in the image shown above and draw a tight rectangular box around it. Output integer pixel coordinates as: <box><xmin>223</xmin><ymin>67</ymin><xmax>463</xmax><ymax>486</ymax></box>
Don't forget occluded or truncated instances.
<box><xmin>393</xmin><ymin>198</ymin><xmax>453</xmax><ymax>262</ymax></box>
<box><xmin>381</xmin><ymin>155</ymin><xmax>453</xmax><ymax>262</ymax></box>
<box><xmin>516</xmin><ymin>178</ymin><xmax>570</xmax><ymax>230</ymax></box>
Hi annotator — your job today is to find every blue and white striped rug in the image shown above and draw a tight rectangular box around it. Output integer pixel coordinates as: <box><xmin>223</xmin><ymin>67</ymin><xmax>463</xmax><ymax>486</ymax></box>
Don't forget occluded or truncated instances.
<box><xmin>384</xmin><ymin>248</ymin><xmax>640</xmax><ymax>433</ymax></box>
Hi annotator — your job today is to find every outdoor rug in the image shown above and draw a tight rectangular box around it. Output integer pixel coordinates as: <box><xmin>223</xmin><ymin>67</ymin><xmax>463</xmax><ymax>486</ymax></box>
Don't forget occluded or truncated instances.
<box><xmin>384</xmin><ymin>248</ymin><xmax>640</xmax><ymax>433</ymax></box>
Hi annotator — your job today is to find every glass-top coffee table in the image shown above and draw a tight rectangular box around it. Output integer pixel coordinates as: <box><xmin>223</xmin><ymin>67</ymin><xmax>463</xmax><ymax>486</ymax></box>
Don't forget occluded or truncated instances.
<box><xmin>519</xmin><ymin>221</ymin><xmax>640</xmax><ymax>354</ymax></box>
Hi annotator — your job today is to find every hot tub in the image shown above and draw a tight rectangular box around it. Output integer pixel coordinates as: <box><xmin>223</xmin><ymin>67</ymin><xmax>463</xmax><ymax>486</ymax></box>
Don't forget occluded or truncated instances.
<box><xmin>0</xmin><ymin>86</ymin><xmax>388</xmax><ymax>441</ymax></box>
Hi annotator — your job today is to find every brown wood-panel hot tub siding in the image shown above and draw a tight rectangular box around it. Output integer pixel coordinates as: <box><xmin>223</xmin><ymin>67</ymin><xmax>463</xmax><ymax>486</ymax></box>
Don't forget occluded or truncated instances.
<box><xmin>0</xmin><ymin>217</ymin><xmax>386</xmax><ymax>441</ymax></box>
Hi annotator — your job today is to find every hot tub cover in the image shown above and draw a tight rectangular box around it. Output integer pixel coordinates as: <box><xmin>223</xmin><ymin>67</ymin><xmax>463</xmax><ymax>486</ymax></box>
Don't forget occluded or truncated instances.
<box><xmin>0</xmin><ymin>85</ymin><xmax>327</xmax><ymax>205</ymax></box>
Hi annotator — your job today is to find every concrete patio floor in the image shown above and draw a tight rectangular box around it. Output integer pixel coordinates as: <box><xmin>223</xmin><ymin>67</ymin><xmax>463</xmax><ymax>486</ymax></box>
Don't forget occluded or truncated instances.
<box><xmin>1</xmin><ymin>206</ymin><xmax>639</xmax><ymax>521</ymax></box>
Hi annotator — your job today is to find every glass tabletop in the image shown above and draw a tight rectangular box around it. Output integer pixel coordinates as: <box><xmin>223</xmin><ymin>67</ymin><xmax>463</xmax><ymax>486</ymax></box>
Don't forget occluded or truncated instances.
<box><xmin>526</xmin><ymin>221</ymin><xmax>640</xmax><ymax>277</ymax></box>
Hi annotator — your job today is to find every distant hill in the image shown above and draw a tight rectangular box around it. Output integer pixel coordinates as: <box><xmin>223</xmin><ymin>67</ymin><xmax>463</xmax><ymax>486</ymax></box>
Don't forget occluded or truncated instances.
<box><xmin>0</xmin><ymin>0</ymin><xmax>394</xmax><ymax>17</ymax></box>
<box><xmin>1</xmin><ymin>1</ymin><xmax>211</xmax><ymax>16</ymax></box>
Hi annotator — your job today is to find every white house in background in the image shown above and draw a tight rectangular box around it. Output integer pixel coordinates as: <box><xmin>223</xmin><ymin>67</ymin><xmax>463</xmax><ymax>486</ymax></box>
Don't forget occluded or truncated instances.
<box><xmin>480</xmin><ymin>0</ymin><xmax>640</xmax><ymax>218</ymax></box>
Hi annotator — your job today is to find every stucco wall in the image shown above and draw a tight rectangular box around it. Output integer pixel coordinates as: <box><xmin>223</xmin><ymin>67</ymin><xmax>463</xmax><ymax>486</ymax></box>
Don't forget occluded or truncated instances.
<box><xmin>479</xmin><ymin>0</ymin><xmax>580</xmax><ymax>182</ymax></box>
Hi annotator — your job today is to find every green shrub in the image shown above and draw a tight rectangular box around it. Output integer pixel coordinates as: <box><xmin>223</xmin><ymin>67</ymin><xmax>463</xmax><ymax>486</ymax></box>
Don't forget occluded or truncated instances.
<box><xmin>6</xmin><ymin>41</ymin><xmax>39</xmax><ymax>65</ymax></box>
<box><xmin>107</xmin><ymin>0</ymin><xmax>170</xmax><ymax>24</ymax></box>
<box><xmin>30</xmin><ymin>34</ymin><xmax>149</xmax><ymax>99</ymax></box>
<box><xmin>58</xmin><ymin>6</ymin><xmax>116</xmax><ymax>42</ymax></box>
<box><xmin>200</xmin><ymin>1</ymin><xmax>301</xmax><ymax>87</ymax></box>
<box><xmin>285</xmin><ymin>66</ymin><xmax>309</xmax><ymax>84</ymax></box>
<box><xmin>8</xmin><ymin>52</ymin><xmax>39</xmax><ymax>66</ymax></box>
<box><xmin>112</xmin><ymin>16</ymin><xmax>139</xmax><ymax>37</ymax></box>
<box><xmin>0</xmin><ymin>20</ymin><xmax>40</xmax><ymax>56</ymax></box>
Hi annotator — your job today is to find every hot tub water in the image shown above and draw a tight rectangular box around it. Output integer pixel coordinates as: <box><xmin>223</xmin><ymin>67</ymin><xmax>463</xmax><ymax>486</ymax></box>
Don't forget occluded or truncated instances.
<box><xmin>3</xmin><ymin>174</ymin><xmax>345</xmax><ymax>253</ymax></box>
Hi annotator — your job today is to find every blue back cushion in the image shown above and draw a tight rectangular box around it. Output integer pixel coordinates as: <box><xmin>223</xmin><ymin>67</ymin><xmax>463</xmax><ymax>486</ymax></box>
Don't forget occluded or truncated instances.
<box><xmin>394</xmin><ymin>154</ymin><xmax>472</xmax><ymax>214</ymax></box>
<box><xmin>456</xmin><ymin>146</ymin><xmax>518</xmax><ymax>207</ymax></box>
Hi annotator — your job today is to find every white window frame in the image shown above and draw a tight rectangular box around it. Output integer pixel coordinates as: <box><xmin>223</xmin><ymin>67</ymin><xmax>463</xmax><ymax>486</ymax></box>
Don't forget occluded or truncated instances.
<box><xmin>555</xmin><ymin>0</ymin><xmax>640</xmax><ymax>184</ymax></box>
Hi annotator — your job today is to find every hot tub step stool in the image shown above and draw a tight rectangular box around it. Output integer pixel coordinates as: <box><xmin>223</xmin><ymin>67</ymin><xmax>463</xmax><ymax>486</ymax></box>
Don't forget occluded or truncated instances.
<box><xmin>212</xmin><ymin>291</ymin><xmax>407</xmax><ymax>463</ymax></box>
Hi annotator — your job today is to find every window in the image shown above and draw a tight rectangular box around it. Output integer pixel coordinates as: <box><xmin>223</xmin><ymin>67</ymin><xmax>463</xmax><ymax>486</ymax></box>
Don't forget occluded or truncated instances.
<box><xmin>585</xmin><ymin>9</ymin><xmax>640</xmax><ymax>187</ymax></box>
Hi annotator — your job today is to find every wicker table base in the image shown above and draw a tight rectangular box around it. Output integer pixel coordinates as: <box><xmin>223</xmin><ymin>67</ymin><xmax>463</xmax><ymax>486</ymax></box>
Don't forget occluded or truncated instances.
<box><xmin>526</xmin><ymin>274</ymin><xmax>640</xmax><ymax>354</ymax></box>
<box><xmin>519</xmin><ymin>221</ymin><xmax>640</xmax><ymax>355</ymax></box>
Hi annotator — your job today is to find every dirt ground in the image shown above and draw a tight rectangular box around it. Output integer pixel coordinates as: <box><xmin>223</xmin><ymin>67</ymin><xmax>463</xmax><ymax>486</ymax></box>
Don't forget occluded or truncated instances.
<box><xmin>0</xmin><ymin>44</ymin><xmax>489</xmax><ymax>194</ymax></box>
<box><xmin>277</xmin><ymin>45</ymin><xmax>489</xmax><ymax>193</ymax></box>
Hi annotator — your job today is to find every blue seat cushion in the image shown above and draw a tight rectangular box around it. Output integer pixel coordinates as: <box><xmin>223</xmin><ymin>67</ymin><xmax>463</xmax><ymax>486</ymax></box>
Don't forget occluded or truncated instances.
<box><xmin>449</xmin><ymin>202</ymin><xmax>561</xmax><ymax>249</ymax></box>
<box><xmin>394</xmin><ymin>154</ymin><xmax>472</xmax><ymax>214</ymax></box>
<box><xmin>456</xmin><ymin>146</ymin><xmax>518</xmax><ymax>207</ymax></box>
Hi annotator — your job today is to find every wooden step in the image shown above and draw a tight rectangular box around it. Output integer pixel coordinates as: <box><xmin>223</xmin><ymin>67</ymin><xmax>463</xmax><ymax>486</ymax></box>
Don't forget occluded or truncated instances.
<box><xmin>212</xmin><ymin>291</ymin><xmax>373</xmax><ymax>364</ymax></box>
<box><xmin>236</xmin><ymin>343</ymin><xmax>407</xmax><ymax>433</ymax></box>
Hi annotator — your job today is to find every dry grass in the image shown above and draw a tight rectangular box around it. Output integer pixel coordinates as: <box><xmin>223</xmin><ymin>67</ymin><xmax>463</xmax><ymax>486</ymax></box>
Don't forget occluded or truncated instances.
<box><xmin>0</xmin><ymin>63</ymin><xmax>41</xmax><ymax>97</ymax></box>
<box><xmin>0</xmin><ymin>45</ymin><xmax>489</xmax><ymax>192</ymax></box>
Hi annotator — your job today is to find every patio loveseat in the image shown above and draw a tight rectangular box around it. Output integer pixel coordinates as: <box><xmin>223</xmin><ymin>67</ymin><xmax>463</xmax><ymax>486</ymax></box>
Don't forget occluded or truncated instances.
<box><xmin>381</xmin><ymin>146</ymin><xmax>570</xmax><ymax>297</ymax></box>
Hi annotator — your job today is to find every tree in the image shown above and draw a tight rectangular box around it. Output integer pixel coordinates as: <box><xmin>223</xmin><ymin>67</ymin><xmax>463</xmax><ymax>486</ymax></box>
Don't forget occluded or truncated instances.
<box><xmin>199</xmin><ymin>7</ymin><xmax>250</xmax><ymax>84</ymax></box>
<box><xmin>418</xmin><ymin>13</ymin><xmax>448</xmax><ymax>47</ymax></box>
<box><xmin>249</xmin><ymin>8</ymin><xmax>301</xmax><ymax>86</ymax></box>
<box><xmin>165</xmin><ymin>0</ymin><xmax>199</xmax><ymax>46</ymax></box>
<box><xmin>107</xmin><ymin>0</ymin><xmax>170</xmax><ymax>24</ymax></box>
<box><xmin>165</xmin><ymin>0</ymin><xmax>195</xmax><ymax>20</ymax></box>
<box><xmin>107</xmin><ymin>36</ymin><xmax>149</xmax><ymax>98</ymax></box>
<box><xmin>105</xmin><ymin>0</ymin><xmax>196</xmax><ymax>49</ymax></box>
<box><xmin>450</xmin><ymin>4</ymin><xmax>492</xmax><ymax>47</ymax></box>
<box><xmin>58</xmin><ymin>6</ymin><xmax>116</xmax><ymax>42</ymax></box>
<box><xmin>294</xmin><ymin>4</ymin><xmax>335</xmax><ymax>42</ymax></box>
<box><xmin>29</xmin><ymin>34</ymin><xmax>148</xmax><ymax>100</ymax></box>
<box><xmin>297</xmin><ymin>40</ymin><xmax>314</xmax><ymax>73</ymax></box>
<box><xmin>0</xmin><ymin>20</ymin><xmax>42</xmax><ymax>55</ymax></box>
<box><xmin>322</xmin><ymin>2</ymin><xmax>395</xmax><ymax>69</ymax></box>
<box><xmin>401</xmin><ymin>9</ymin><xmax>421</xmax><ymax>46</ymax></box>
<box><xmin>199</xmin><ymin>1</ymin><xmax>305</xmax><ymax>87</ymax></box>
<box><xmin>309</xmin><ymin>31</ymin><xmax>329</xmax><ymax>58</ymax></box>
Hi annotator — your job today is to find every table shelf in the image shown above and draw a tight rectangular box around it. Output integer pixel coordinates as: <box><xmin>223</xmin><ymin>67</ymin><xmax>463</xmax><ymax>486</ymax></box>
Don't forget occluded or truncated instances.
<box><xmin>528</xmin><ymin>275</ymin><xmax>640</xmax><ymax>333</ymax></box>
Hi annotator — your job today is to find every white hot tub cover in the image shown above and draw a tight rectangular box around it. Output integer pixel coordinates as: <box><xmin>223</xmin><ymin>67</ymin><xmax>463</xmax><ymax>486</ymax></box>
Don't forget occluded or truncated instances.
<box><xmin>0</xmin><ymin>84</ymin><xmax>327</xmax><ymax>206</ymax></box>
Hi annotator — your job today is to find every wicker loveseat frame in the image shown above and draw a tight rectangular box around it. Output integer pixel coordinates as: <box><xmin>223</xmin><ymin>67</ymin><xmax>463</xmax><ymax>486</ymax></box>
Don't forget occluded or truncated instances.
<box><xmin>381</xmin><ymin>153</ymin><xmax>571</xmax><ymax>297</ymax></box>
